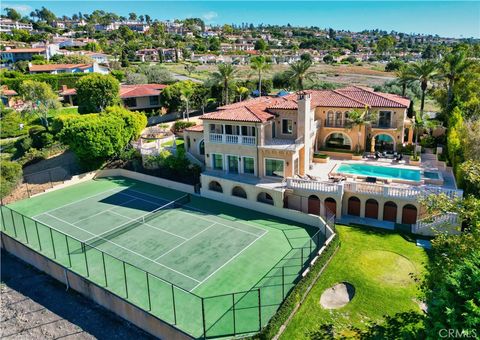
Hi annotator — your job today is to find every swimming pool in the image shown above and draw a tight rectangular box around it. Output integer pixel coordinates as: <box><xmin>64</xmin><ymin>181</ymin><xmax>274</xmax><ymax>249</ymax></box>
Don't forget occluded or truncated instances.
<box><xmin>336</xmin><ymin>164</ymin><xmax>422</xmax><ymax>182</ymax></box>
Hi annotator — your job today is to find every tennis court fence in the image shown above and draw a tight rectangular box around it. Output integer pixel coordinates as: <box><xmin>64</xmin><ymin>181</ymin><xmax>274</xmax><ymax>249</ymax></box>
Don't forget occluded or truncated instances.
<box><xmin>0</xmin><ymin>204</ymin><xmax>334</xmax><ymax>339</ymax></box>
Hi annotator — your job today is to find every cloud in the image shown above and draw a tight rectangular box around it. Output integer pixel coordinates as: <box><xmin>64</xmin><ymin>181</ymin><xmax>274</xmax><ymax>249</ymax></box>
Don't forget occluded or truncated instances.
<box><xmin>202</xmin><ymin>11</ymin><xmax>218</xmax><ymax>21</ymax></box>
<box><xmin>1</xmin><ymin>3</ymin><xmax>32</xmax><ymax>13</ymax></box>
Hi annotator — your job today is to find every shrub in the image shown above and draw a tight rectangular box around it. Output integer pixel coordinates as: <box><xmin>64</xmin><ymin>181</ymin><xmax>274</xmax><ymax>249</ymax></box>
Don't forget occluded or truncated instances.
<box><xmin>18</xmin><ymin>148</ymin><xmax>47</xmax><ymax>167</ymax></box>
<box><xmin>385</xmin><ymin>60</ymin><xmax>404</xmax><ymax>72</ymax></box>
<box><xmin>420</xmin><ymin>135</ymin><xmax>436</xmax><ymax>148</ymax></box>
<box><xmin>0</xmin><ymin>111</ymin><xmax>29</xmax><ymax>138</ymax></box>
<box><xmin>313</xmin><ymin>153</ymin><xmax>328</xmax><ymax>159</ymax></box>
<box><xmin>171</xmin><ymin>121</ymin><xmax>196</xmax><ymax>133</ymax></box>
<box><xmin>15</xmin><ymin>136</ymin><xmax>33</xmax><ymax>154</ymax></box>
<box><xmin>0</xmin><ymin>160</ymin><xmax>22</xmax><ymax>198</ymax></box>
<box><xmin>76</xmin><ymin>74</ymin><xmax>120</xmax><ymax>114</ymax></box>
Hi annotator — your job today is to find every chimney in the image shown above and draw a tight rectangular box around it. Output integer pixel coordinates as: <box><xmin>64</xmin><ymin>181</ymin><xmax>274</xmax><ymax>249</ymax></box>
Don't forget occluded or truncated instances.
<box><xmin>297</xmin><ymin>91</ymin><xmax>312</xmax><ymax>175</ymax></box>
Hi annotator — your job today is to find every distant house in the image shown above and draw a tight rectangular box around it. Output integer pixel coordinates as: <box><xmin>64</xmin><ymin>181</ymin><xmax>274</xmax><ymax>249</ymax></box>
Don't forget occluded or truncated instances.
<box><xmin>28</xmin><ymin>62</ymin><xmax>109</xmax><ymax>74</ymax></box>
<box><xmin>59</xmin><ymin>83</ymin><xmax>167</xmax><ymax>111</ymax></box>
<box><xmin>0</xmin><ymin>86</ymin><xmax>18</xmax><ymax>108</ymax></box>
<box><xmin>1</xmin><ymin>45</ymin><xmax>60</xmax><ymax>63</ymax></box>
<box><xmin>0</xmin><ymin>19</ymin><xmax>33</xmax><ymax>34</ymax></box>
<box><xmin>136</xmin><ymin>49</ymin><xmax>159</xmax><ymax>62</ymax></box>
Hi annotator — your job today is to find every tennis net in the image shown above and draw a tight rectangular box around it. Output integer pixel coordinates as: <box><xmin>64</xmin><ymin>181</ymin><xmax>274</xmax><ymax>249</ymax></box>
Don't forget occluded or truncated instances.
<box><xmin>81</xmin><ymin>194</ymin><xmax>191</xmax><ymax>251</ymax></box>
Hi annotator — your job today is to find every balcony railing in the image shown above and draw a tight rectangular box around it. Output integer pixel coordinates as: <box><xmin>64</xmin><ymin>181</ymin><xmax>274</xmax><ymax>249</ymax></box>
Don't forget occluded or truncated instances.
<box><xmin>325</xmin><ymin>119</ymin><xmax>346</xmax><ymax>128</ymax></box>
<box><xmin>371</xmin><ymin>121</ymin><xmax>398</xmax><ymax>129</ymax></box>
<box><xmin>209</xmin><ymin>133</ymin><xmax>256</xmax><ymax>146</ymax></box>
<box><xmin>285</xmin><ymin>178</ymin><xmax>344</xmax><ymax>195</ymax></box>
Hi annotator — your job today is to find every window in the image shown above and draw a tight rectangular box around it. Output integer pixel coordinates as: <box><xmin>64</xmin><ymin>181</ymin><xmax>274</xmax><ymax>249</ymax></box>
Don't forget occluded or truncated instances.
<box><xmin>227</xmin><ymin>155</ymin><xmax>239</xmax><ymax>173</ymax></box>
<box><xmin>265</xmin><ymin>158</ymin><xmax>284</xmax><ymax>177</ymax></box>
<box><xmin>124</xmin><ymin>98</ymin><xmax>137</xmax><ymax>107</ymax></box>
<box><xmin>225</xmin><ymin>125</ymin><xmax>239</xmax><ymax>135</ymax></box>
<box><xmin>243</xmin><ymin>157</ymin><xmax>255</xmax><ymax>174</ymax></box>
<box><xmin>282</xmin><ymin>119</ymin><xmax>293</xmax><ymax>134</ymax></box>
<box><xmin>241</xmin><ymin>126</ymin><xmax>256</xmax><ymax>136</ymax></box>
<box><xmin>186</xmin><ymin>137</ymin><xmax>191</xmax><ymax>150</ymax></box>
<box><xmin>149</xmin><ymin>96</ymin><xmax>159</xmax><ymax>106</ymax></box>
<box><xmin>212</xmin><ymin>154</ymin><xmax>223</xmax><ymax>170</ymax></box>
<box><xmin>199</xmin><ymin>140</ymin><xmax>205</xmax><ymax>155</ymax></box>
<box><xmin>210</xmin><ymin>124</ymin><xmax>223</xmax><ymax>134</ymax></box>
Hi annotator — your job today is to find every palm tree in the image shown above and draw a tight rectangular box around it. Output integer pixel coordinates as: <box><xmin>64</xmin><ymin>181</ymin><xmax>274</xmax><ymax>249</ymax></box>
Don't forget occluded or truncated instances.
<box><xmin>180</xmin><ymin>84</ymin><xmax>195</xmax><ymax>121</ymax></box>
<box><xmin>250</xmin><ymin>56</ymin><xmax>271</xmax><ymax>97</ymax></box>
<box><xmin>211</xmin><ymin>64</ymin><xmax>237</xmax><ymax>105</ymax></box>
<box><xmin>235</xmin><ymin>86</ymin><xmax>250</xmax><ymax>102</ymax></box>
<box><xmin>345</xmin><ymin>108</ymin><xmax>377</xmax><ymax>154</ymax></box>
<box><xmin>408</xmin><ymin>60</ymin><xmax>439</xmax><ymax>115</ymax></box>
<box><xmin>284</xmin><ymin>60</ymin><xmax>316</xmax><ymax>90</ymax></box>
<box><xmin>395</xmin><ymin>64</ymin><xmax>415</xmax><ymax>96</ymax></box>
<box><xmin>441</xmin><ymin>51</ymin><xmax>475</xmax><ymax>109</ymax></box>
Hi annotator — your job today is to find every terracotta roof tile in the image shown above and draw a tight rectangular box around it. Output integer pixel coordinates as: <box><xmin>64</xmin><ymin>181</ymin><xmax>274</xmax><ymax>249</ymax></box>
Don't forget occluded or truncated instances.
<box><xmin>29</xmin><ymin>64</ymin><xmax>92</xmax><ymax>72</ymax></box>
<box><xmin>185</xmin><ymin>125</ymin><xmax>204</xmax><ymax>132</ymax></box>
<box><xmin>119</xmin><ymin>84</ymin><xmax>167</xmax><ymax>98</ymax></box>
<box><xmin>2</xmin><ymin>48</ymin><xmax>45</xmax><ymax>53</ymax></box>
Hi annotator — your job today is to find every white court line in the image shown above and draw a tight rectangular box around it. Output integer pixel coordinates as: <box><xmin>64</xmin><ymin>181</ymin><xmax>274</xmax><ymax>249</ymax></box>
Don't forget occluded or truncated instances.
<box><xmin>108</xmin><ymin>210</ymin><xmax>188</xmax><ymax>241</ymax></box>
<box><xmin>119</xmin><ymin>190</ymin><xmax>264</xmax><ymax>238</ymax></box>
<box><xmin>72</xmin><ymin>195</ymin><xmax>139</xmax><ymax>225</ymax></box>
<box><xmin>40</xmin><ymin>212</ymin><xmax>201</xmax><ymax>283</ymax></box>
<box><xmin>190</xmin><ymin>230</ymin><xmax>268</xmax><ymax>292</ymax></box>
<box><xmin>154</xmin><ymin>223</ymin><xmax>217</xmax><ymax>261</ymax></box>
<box><xmin>33</xmin><ymin>187</ymin><xmax>124</xmax><ymax>218</ymax></box>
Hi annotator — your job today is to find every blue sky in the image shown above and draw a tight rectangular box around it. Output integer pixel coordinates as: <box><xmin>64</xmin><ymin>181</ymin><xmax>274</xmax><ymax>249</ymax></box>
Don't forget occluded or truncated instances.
<box><xmin>2</xmin><ymin>1</ymin><xmax>479</xmax><ymax>38</ymax></box>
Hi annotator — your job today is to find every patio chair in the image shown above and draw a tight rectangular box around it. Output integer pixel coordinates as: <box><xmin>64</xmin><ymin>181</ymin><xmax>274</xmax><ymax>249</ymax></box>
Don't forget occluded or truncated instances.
<box><xmin>366</xmin><ymin>176</ymin><xmax>377</xmax><ymax>183</ymax></box>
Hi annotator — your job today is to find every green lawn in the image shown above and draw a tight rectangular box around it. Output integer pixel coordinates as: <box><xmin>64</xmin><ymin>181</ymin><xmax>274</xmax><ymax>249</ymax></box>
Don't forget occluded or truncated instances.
<box><xmin>281</xmin><ymin>225</ymin><xmax>428</xmax><ymax>339</ymax></box>
<box><xmin>161</xmin><ymin>138</ymin><xmax>184</xmax><ymax>148</ymax></box>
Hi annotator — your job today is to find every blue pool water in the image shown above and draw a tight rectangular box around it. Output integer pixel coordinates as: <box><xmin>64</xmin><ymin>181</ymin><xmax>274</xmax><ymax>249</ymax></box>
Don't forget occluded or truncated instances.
<box><xmin>337</xmin><ymin>164</ymin><xmax>421</xmax><ymax>182</ymax></box>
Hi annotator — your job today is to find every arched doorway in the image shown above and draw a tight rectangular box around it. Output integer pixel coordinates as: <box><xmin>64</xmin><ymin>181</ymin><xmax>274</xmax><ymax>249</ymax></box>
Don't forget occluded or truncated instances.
<box><xmin>383</xmin><ymin>201</ymin><xmax>397</xmax><ymax>222</ymax></box>
<box><xmin>308</xmin><ymin>195</ymin><xmax>320</xmax><ymax>215</ymax></box>
<box><xmin>402</xmin><ymin>204</ymin><xmax>418</xmax><ymax>224</ymax></box>
<box><xmin>325</xmin><ymin>132</ymin><xmax>352</xmax><ymax>150</ymax></box>
<box><xmin>374</xmin><ymin>134</ymin><xmax>395</xmax><ymax>152</ymax></box>
<box><xmin>324</xmin><ymin>197</ymin><xmax>337</xmax><ymax>219</ymax></box>
<box><xmin>208</xmin><ymin>181</ymin><xmax>223</xmax><ymax>193</ymax></box>
<box><xmin>232</xmin><ymin>186</ymin><xmax>247</xmax><ymax>199</ymax></box>
<box><xmin>365</xmin><ymin>199</ymin><xmax>379</xmax><ymax>219</ymax></box>
<box><xmin>257</xmin><ymin>192</ymin><xmax>274</xmax><ymax>205</ymax></box>
<box><xmin>348</xmin><ymin>196</ymin><xmax>361</xmax><ymax>216</ymax></box>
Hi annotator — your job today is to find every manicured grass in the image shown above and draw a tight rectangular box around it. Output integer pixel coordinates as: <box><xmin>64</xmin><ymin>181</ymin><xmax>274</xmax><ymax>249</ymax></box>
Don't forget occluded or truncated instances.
<box><xmin>280</xmin><ymin>225</ymin><xmax>428</xmax><ymax>339</ymax></box>
<box><xmin>161</xmin><ymin>138</ymin><xmax>184</xmax><ymax>148</ymax></box>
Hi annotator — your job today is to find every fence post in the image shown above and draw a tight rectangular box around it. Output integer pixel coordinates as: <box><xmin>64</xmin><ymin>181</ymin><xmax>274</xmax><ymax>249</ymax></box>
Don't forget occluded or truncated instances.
<box><xmin>257</xmin><ymin>288</ymin><xmax>262</xmax><ymax>331</ymax></box>
<box><xmin>21</xmin><ymin>215</ymin><xmax>29</xmax><ymax>244</ymax></box>
<box><xmin>25</xmin><ymin>181</ymin><xmax>31</xmax><ymax>198</ymax></box>
<box><xmin>9</xmin><ymin>210</ymin><xmax>17</xmax><ymax>238</ymax></box>
<box><xmin>49</xmin><ymin>170</ymin><xmax>54</xmax><ymax>188</ymax></box>
<box><xmin>201</xmin><ymin>297</ymin><xmax>207</xmax><ymax>339</ymax></box>
<box><xmin>49</xmin><ymin>228</ymin><xmax>56</xmax><ymax>259</ymax></box>
<box><xmin>301</xmin><ymin>247</ymin><xmax>304</xmax><ymax>266</ymax></box>
<box><xmin>35</xmin><ymin>221</ymin><xmax>42</xmax><ymax>251</ymax></box>
<box><xmin>309</xmin><ymin>239</ymin><xmax>312</xmax><ymax>258</ymax></box>
<box><xmin>102</xmin><ymin>252</ymin><xmax>108</xmax><ymax>286</ymax></box>
<box><xmin>65</xmin><ymin>235</ymin><xmax>72</xmax><ymax>267</ymax></box>
<box><xmin>282</xmin><ymin>266</ymin><xmax>285</xmax><ymax>299</ymax></box>
<box><xmin>171</xmin><ymin>284</ymin><xmax>177</xmax><ymax>325</ymax></box>
<box><xmin>232</xmin><ymin>293</ymin><xmax>236</xmax><ymax>335</ymax></box>
<box><xmin>146</xmin><ymin>272</ymin><xmax>152</xmax><ymax>311</ymax></box>
<box><xmin>123</xmin><ymin>261</ymin><xmax>129</xmax><ymax>299</ymax></box>
<box><xmin>83</xmin><ymin>243</ymin><xmax>89</xmax><ymax>277</ymax></box>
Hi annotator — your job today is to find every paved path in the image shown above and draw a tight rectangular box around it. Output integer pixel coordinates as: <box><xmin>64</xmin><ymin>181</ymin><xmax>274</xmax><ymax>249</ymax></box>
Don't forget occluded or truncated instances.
<box><xmin>0</xmin><ymin>250</ymin><xmax>155</xmax><ymax>340</ymax></box>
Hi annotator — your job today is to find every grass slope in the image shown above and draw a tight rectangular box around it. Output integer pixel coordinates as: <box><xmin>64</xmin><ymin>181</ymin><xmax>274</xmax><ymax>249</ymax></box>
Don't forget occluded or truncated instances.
<box><xmin>280</xmin><ymin>225</ymin><xmax>428</xmax><ymax>339</ymax></box>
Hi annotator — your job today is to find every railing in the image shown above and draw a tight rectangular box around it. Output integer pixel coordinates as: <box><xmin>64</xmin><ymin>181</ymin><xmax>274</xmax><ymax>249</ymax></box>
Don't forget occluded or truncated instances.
<box><xmin>344</xmin><ymin>182</ymin><xmax>463</xmax><ymax>199</ymax></box>
<box><xmin>412</xmin><ymin>212</ymin><xmax>459</xmax><ymax>235</ymax></box>
<box><xmin>209</xmin><ymin>133</ymin><xmax>256</xmax><ymax>146</ymax></box>
<box><xmin>0</xmin><ymin>205</ymin><xmax>330</xmax><ymax>339</ymax></box>
<box><xmin>325</xmin><ymin>119</ymin><xmax>345</xmax><ymax>128</ymax></box>
<box><xmin>371</xmin><ymin>120</ymin><xmax>398</xmax><ymax>129</ymax></box>
<box><xmin>286</xmin><ymin>178</ymin><xmax>344</xmax><ymax>195</ymax></box>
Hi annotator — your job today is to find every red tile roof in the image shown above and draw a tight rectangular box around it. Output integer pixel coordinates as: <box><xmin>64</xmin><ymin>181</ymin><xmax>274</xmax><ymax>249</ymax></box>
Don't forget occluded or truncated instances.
<box><xmin>2</xmin><ymin>48</ymin><xmax>45</xmax><ymax>53</ymax></box>
<box><xmin>199</xmin><ymin>87</ymin><xmax>410</xmax><ymax>123</ymax></box>
<box><xmin>29</xmin><ymin>64</ymin><xmax>92</xmax><ymax>72</ymax></box>
<box><xmin>119</xmin><ymin>84</ymin><xmax>167</xmax><ymax>98</ymax></box>
<box><xmin>1</xmin><ymin>89</ymin><xmax>17</xmax><ymax>96</ymax></box>
<box><xmin>185</xmin><ymin>124</ymin><xmax>204</xmax><ymax>132</ymax></box>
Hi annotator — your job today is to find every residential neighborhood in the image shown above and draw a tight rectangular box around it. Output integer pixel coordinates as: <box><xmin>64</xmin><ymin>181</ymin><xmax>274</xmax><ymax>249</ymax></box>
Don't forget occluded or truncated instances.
<box><xmin>0</xmin><ymin>2</ymin><xmax>479</xmax><ymax>340</ymax></box>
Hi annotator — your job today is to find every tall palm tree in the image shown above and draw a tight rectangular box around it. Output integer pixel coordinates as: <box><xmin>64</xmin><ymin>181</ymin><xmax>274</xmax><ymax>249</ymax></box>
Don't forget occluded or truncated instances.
<box><xmin>441</xmin><ymin>51</ymin><xmax>475</xmax><ymax>109</ymax></box>
<box><xmin>284</xmin><ymin>60</ymin><xmax>316</xmax><ymax>90</ymax></box>
<box><xmin>250</xmin><ymin>55</ymin><xmax>271</xmax><ymax>97</ymax></box>
<box><xmin>395</xmin><ymin>64</ymin><xmax>415</xmax><ymax>96</ymax></box>
<box><xmin>408</xmin><ymin>60</ymin><xmax>439</xmax><ymax>115</ymax></box>
<box><xmin>345</xmin><ymin>108</ymin><xmax>377</xmax><ymax>154</ymax></box>
<box><xmin>211</xmin><ymin>63</ymin><xmax>237</xmax><ymax>105</ymax></box>
<box><xmin>180</xmin><ymin>84</ymin><xmax>195</xmax><ymax>121</ymax></box>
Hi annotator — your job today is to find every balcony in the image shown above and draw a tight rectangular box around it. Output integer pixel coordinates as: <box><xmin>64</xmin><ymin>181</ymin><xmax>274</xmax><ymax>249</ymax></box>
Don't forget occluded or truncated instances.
<box><xmin>209</xmin><ymin>133</ymin><xmax>256</xmax><ymax>146</ymax></box>
<box><xmin>371</xmin><ymin>120</ymin><xmax>398</xmax><ymax>129</ymax></box>
<box><xmin>261</xmin><ymin>136</ymin><xmax>304</xmax><ymax>151</ymax></box>
<box><xmin>325</xmin><ymin>119</ymin><xmax>346</xmax><ymax>128</ymax></box>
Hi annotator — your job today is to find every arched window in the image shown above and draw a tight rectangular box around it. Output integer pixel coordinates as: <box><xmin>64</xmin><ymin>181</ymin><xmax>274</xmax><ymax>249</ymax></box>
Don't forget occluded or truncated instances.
<box><xmin>199</xmin><ymin>140</ymin><xmax>205</xmax><ymax>155</ymax></box>
<box><xmin>327</xmin><ymin>111</ymin><xmax>334</xmax><ymax>126</ymax></box>
<box><xmin>335</xmin><ymin>111</ymin><xmax>343</xmax><ymax>126</ymax></box>
<box><xmin>232</xmin><ymin>186</ymin><xmax>247</xmax><ymax>199</ymax></box>
<box><xmin>325</xmin><ymin>133</ymin><xmax>352</xmax><ymax>150</ymax></box>
<box><xmin>257</xmin><ymin>192</ymin><xmax>274</xmax><ymax>205</ymax></box>
<box><xmin>208</xmin><ymin>181</ymin><xmax>223</xmax><ymax>193</ymax></box>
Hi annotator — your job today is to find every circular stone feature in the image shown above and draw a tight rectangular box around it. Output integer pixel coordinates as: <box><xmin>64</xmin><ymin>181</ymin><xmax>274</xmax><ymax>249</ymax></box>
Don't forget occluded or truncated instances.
<box><xmin>320</xmin><ymin>282</ymin><xmax>355</xmax><ymax>309</ymax></box>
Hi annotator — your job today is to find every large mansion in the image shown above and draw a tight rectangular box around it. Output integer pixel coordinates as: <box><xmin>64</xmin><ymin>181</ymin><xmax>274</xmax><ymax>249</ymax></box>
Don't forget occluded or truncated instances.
<box><xmin>184</xmin><ymin>87</ymin><xmax>461</xmax><ymax>231</ymax></box>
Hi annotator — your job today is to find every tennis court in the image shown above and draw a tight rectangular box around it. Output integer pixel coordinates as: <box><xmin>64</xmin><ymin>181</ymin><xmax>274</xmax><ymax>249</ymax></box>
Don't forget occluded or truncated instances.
<box><xmin>3</xmin><ymin>176</ymin><xmax>327</xmax><ymax>338</ymax></box>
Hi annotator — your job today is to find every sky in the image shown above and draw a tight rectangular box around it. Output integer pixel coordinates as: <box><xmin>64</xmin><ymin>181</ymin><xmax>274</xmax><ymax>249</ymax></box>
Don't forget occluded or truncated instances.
<box><xmin>1</xmin><ymin>1</ymin><xmax>479</xmax><ymax>38</ymax></box>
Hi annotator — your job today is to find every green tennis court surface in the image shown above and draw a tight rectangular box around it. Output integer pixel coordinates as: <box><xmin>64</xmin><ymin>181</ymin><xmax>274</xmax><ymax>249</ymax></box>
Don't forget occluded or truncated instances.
<box><xmin>3</xmin><ymin>176</ymin><xmax>324</xmax><ymax>338</ymax></box>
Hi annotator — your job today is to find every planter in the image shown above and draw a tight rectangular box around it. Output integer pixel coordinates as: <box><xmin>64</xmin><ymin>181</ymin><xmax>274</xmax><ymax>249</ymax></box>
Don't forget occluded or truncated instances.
<box><xmin>352</xmin><ymin>155</ymin><xmax>363</xmax><ymax>160</ymax></box>
<box><xmin>409</xmin><ymin>158</ymin><xmax>421</xmax><ymax>166</ymax></box>
<box><xmin>313</xmin><ymin>156</ymin><xmax>330</xmax><ymax>163</ymax></box>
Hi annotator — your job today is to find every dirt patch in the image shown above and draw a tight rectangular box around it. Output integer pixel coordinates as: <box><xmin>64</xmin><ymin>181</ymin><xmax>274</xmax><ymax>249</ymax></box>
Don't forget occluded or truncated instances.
<box><xmin>320</xmin><ymin>282</ymin><xmax>355</xmax><ymax>309</ymax></box>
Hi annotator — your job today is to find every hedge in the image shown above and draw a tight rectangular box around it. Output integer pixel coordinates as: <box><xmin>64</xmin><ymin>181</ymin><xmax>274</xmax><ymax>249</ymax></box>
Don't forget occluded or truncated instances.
<box><xmin>255</xmin><ymin>234</ymin><xmax>340</xmax><ymax>339</ymax></box>
<box><xmin>0</xmin><ymin>73</ymin><xmax>87</xmax><ymax>92</ymax></box>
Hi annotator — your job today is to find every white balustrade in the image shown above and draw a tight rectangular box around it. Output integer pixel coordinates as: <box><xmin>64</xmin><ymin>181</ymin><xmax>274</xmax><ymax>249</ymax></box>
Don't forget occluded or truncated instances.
<box><xmin>209</xmin><ymin>133</ymin><xmax>224</xmax><ymax>143</ymax></box>
<box><xmin>286</xmin><ymin>178</ymin><xmax>343</xmax><ymax>194</ymax></box>
<box><xmin>241</xmin><ymin>136</ymin><xmax>256</xmax><ymax>145</ymax></box>
<box><xmin>209</xmin><ymin>133</ymin><xmax>256</xmax><ymax>145</ymax></box>
<box><xmin>225</xmin><ymin>134</ymin><xmax>239</xmax><ymax>144</ymax></box>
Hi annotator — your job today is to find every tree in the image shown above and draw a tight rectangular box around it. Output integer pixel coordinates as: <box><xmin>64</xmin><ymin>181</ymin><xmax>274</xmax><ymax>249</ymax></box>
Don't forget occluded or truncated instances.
<box><xmin>180</xmin><ymin>83</ymin><xmax>195</xmax><ymax>121</ymax></box>
<box><xmin>128</xmin><ymin>12</ymin><xmax>137</xmax><ymax>21</ymax></box>
<box><xmin>53</xmin><ymin>54</ymin><xmax>94</xmax><ymax>64</ymax></box>
<box><xmin>250</xmin><ymin>56</ymin><xmax>271</xmax><ymax>97</ymax></box>
<box><xmin>408</xmin><ymin>60</ymin><xmax>439</xmax><ymax>115</ymax></box>
<box><xmin>125</xmin><ymin>72</ymin><xmax>148</xmax><ymax>84</ymax></box>
<box><xmin>412</xmin><ymin>109</ymin><xmax>438</xmax><ymax>158</ymax></box>
<box><xmin>345</xmin><ymin>108</ymin><xmax>376</xmax><ymax>154</ymax></box>
<box><xmin>137</xmin><ymin>64</ymin><xmax>174</xmax><ymax>83</ymax></box>
<box><xmin>161</xmin><ymin>81</ymin><xmax>200</xmax><ymax>112</ymax></box>
<box><xmin>440</xmin><ymin>51</ymin><xmax>475</xmax><ymax>110</ymax></box>
<box><xmin>284</xmin><ymin>60</ymin><xmax>316</xmax><ymax>90</ymax></box>
<box><xmin>0</xmin><ymin>160</ymin><xmax>23</xmax><ymax>198</ymax></box>
<box><xmin>235</xmin><ymin>86</ymin><xmax>250</xmax><ymax>102</ymax></box>
<box><xmin>18</xmin><ymin>80</ymin><xmax>59</xmax><ymax>130</ymax></box>
<box><xmin>193</xmin><ymin>86</ymin><xmax>216</xmax><ymax>114</ymax></box>
<box><xmin>4</xmin><ymin>8</ymin><xmax>21</xmax><ymax>21</ymax></box>
<box><xmin>376</xmin><ymin>36</ymin><xmax>395</xmax><ymax>55</ymax></box>
<box><xmin>211</xmin><ymin>64</ymin><xmax>237</xmax><ymax>105</ymax></box>
<box><xmin>395</xmin><ymin>64</ymin><xmax>416</xmax><ymax>96</ymax></box>
<box><xmin>323</xmin><ymin>55</ymin><xmax>334</xmax><ymax>64</ymax></box>
<box><xmin>184</xmin><ymin>63</ymin><xmax>196</xmax><ymax>76</ymax></box>
<box><xmin>254</xmin><ymin>39</ymin><xmax>268</xmax><ymax>52</ymax></box>
<box><xmin>76</xmin><ymin>74</ymin><xmax>120</xmax><ymax>114</ymax></box>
